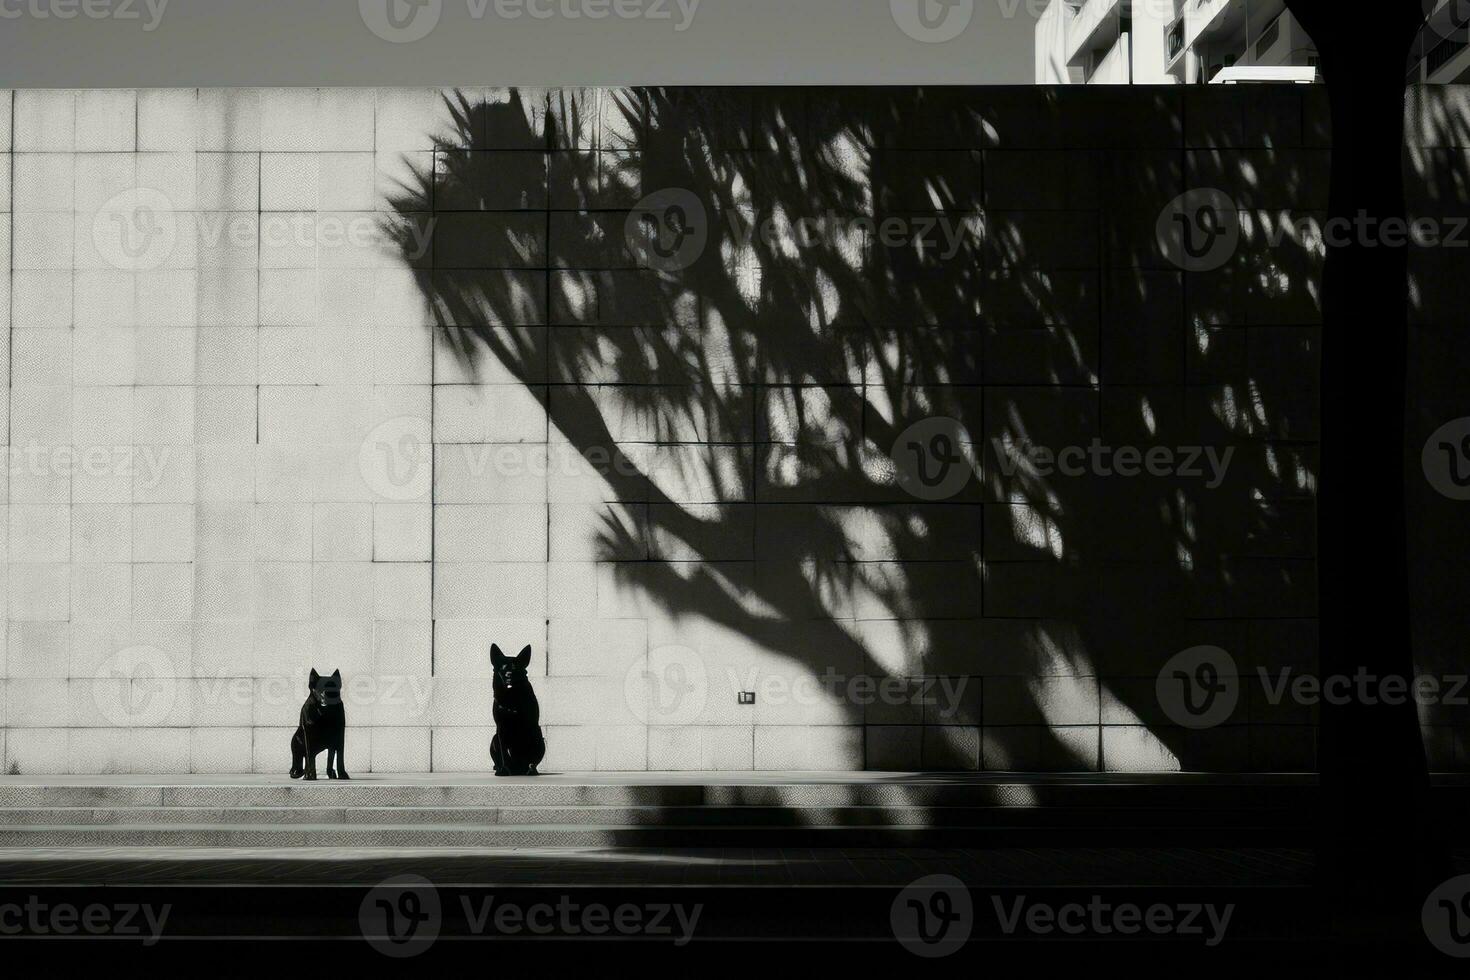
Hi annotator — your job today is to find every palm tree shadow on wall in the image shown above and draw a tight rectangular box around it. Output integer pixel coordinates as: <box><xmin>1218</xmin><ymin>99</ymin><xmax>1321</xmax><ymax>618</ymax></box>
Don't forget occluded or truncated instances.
<box><xmin>382</xmin><ymin>86</ymin><xmax>1325</xmax><ymax>779</ymax></box>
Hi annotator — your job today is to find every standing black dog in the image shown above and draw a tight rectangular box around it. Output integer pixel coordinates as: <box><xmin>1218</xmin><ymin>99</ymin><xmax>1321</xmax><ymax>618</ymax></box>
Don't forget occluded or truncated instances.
<box><xmin>290</xmin><ymin>669</ymin><xmax>350</xmax><ymax>781</ymax></box>
<box><xmin>489</xmin><ymin>645</ymin><xmax>546</xmax><ymax>776</ymax></box>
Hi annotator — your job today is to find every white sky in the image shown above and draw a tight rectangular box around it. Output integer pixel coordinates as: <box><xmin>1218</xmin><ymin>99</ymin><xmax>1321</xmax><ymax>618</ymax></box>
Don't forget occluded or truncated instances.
<box><xmin>0</xmin><ymin>0</ymin><xmax>1043</xmax><ymax>87</ymax></box>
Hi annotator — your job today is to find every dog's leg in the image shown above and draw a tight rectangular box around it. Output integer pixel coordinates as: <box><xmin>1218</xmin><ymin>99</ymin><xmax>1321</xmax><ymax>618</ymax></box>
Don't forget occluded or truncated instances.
<box><xmin>491</xmin><ymin>734</ymin><xmax>506</xmax><ymax>777</ymax></box>
<box><xmin>304</xmin><ymin>733</ymin><xmax>317</xmax><ymax>780</ymax></box>
<box><xmin>289</xmin><ymin>729</ymin><xmax>305</xmax><ymax>779</ymax></box>
<box><xmin>529</xmin><ymin>730</ymin><xmax>546</xmax><ymax>776</ymax></box>
<box><xmin>337</xmin><ymin>739</ymin><xmax>350</xmax><ymax>780</ymax></box>
<box><xmin>326</xmin><ymin>745</ymin><xmax>338</xmax><ymax>780</ymax></box>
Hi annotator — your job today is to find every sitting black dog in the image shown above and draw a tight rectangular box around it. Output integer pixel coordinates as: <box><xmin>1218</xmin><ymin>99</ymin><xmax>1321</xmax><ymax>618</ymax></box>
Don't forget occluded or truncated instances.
<box><xmin>490</xmin><ymin>645</ymin><xmax>546</xmax><ymax>776</ymax></box>
<box><xmin>290</xmin><ymin>669</ymin><xmax>350</xmax><ymax>781</ymax></box>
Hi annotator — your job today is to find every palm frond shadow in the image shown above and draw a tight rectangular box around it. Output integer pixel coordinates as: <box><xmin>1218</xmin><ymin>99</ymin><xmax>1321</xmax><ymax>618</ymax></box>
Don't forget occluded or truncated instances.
<box><xmin>384</xmin><ymin>86</ymin><xmax>1323</xmax><ymax>778</ymax></box>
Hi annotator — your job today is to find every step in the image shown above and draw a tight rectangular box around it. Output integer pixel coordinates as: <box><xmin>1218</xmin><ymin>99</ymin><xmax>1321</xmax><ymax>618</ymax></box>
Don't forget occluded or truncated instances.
<box><xmin>0</xmin><ymin>804</ymin><xmax>1314</xmax><ymax>828</ymax></box>
<box><xmin>0</xmin><ymin>780</ymin><xmax>1324</xmax><ymax>810</ymax></box>
<box><xmin>0</xmin><ymin>823</ymin><xmax>1314</xmax><ymax>848</ymax></box>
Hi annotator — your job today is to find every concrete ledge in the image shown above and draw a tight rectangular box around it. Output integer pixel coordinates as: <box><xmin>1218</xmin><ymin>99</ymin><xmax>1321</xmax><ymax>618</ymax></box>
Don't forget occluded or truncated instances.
<box><xmin>0</xmin><ymin>771</ymin><xmax>1325</xmax><ymax>787</ymax></box>
<box><xmin>0</xmin><ymin>844</ymin><xmax>1322</xmax><ymax>889</ymax></box>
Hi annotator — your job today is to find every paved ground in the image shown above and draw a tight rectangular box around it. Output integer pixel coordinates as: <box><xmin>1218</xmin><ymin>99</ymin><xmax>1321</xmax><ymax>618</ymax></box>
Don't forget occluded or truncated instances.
<box><xmin>0</xmin><ymin>774</ymin><xmax>1456</xmax><ymax>961</ymax></box>
<box><xmin>0</xmin><ymin>844</ymin><xmax>1318</xmax><ymax>886</ymax></box>
<box><xmin>0</xmin><ymin>773</ymin><xmax>1452</xmax><ymax>890</ymax></box>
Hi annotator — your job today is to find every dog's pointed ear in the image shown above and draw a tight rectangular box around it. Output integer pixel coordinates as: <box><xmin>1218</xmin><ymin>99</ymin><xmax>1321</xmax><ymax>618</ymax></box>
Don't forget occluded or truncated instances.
<box><xmin>491</xmin><ymin>644</ymin><xmax>505</xmax><ymax>667</ymax></box>
<box><xmin>515</xmin><ymin>645</ymin><xmax>532</xmax><ymax>669</ymax></box>
<box><xmin>309</xmin><ymin>668</ymin><xmax>321</xmax><ymax>687</ymax></box>
<box><xmin>331</xmin><ymin>669</ymin><xmax>341</xmax><ymax>682</ymax></box>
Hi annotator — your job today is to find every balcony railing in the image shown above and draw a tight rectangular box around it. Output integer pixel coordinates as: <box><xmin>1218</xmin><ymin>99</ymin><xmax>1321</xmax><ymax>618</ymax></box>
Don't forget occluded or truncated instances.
<box><xmin>1065</xmin><ymin>0</ymin><xmax>1120</xmax><ymax>63</ymax></box>
<box><xmin>1166</xmin><ymin>15</ymin><xmax>1186</xmax><ymax>63</ymax></box>
<box><xmin>1254</xmin><ymin>15</ymin><xmax>1282</xmax><ymax>59</ymax></box>
<box><xmin>1427</xmin><ymin>35</ymin><xmax>1470</xmax><ymax>78</ymax></box>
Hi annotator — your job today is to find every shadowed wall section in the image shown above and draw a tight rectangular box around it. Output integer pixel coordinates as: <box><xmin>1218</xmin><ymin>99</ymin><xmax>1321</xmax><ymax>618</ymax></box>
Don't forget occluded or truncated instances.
<box><xmin>386</xmin><ymin>84</ymin><xmax>1330</xmax><ymax>774</ymax></box>
<box><xmin>0</xmin><ymin>85</ymin><xmax>1455</xmax><ymax>774</ymax></box>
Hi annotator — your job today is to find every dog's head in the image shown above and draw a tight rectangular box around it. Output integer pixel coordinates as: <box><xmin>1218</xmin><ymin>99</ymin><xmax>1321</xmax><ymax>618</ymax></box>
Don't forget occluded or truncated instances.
<box><xmin>490</xmin><ymin>644</ymin><xmax>533</xmax><ymax>698</ymax></box>
<box><xmin>308</xmin><ymin>668</ymin><xmax>343</xmax><ymax>708</ymax></box>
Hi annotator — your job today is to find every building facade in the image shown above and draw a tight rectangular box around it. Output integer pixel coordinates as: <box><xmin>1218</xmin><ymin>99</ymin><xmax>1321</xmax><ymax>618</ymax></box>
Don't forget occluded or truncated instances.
<box><xmin>1411</xmin><ymin>0</ymin><xmax>1470</xmax><ymax>84</ymax></box>
<box><xmin>1036</xmin><ymin>0</ymin><xmax>1319</xmax><ymax>85</ymax></box>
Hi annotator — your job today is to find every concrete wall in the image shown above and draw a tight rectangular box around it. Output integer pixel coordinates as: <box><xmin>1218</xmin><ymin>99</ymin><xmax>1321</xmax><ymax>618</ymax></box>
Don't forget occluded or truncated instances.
<box><xmin>1093</xmin><ymin>33</ymin><xmax>1133</xmax><ymax>84</ymax></box>
<box><xmin>1129</xmin><ymin>1</ymin><xmax>1177</xmax><ymax>84</ymax></box>
<box><xmin>1035</xmin><ymin>0</ymin><xmax>1077</xmax><ymax>85</ymax></box>
<box><xmin>1407</xmin><ymin>87</ymin><xmax>1470</xmax><ymax>775</ymax></box>
<box><xmin>4</xmin><ymin>84</ymin><xmax>1447</xmax><ymax>775</ymax></box>
<box><xmin>1045</xmin><ymin>1</ymin><xmax>1180</xmax><ymax>86</ymax></box>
